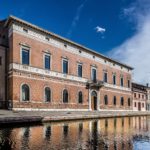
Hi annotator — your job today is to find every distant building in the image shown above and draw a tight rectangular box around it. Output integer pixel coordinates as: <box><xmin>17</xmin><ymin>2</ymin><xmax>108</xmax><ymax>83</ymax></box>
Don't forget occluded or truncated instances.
<box><xmin>132</xmin><ymin>83</ymin><xmax>147</xmax><ymax>111</ymax></box>
<box><xmin>0</xmin><ymin>15</ymin><xmax>133</xmax><ymax>111</ymax></box>
<box><xmin>146</xmin><ymin>85</ymin><xmax>150</xmax><ymax>111</ymax></box>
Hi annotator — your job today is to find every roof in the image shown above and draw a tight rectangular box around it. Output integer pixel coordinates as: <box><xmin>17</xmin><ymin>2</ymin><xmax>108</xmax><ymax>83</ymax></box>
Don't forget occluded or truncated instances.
<box><xmin>132</xmin><ymin>82</ymin><xmax>148</xmax><ymax>92</ymax></box>
<box><xmin>4</xmin><ymin>15</ymin><xmax>133</xmax><ymax>70</ymax></box>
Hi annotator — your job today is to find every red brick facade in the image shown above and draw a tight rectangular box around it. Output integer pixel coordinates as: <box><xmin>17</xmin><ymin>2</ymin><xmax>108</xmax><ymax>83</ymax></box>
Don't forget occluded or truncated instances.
<box><xmin>1</xmin><ymin>16</ymin><xmax>133</xmax><ymax>111</ymax></box>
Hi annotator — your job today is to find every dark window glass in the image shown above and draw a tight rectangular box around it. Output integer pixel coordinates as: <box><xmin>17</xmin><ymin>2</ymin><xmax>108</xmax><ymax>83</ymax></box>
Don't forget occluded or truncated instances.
<box><xmin>113</xmin><ymin>75</ymin><xmax>116</xmax><ymax>85</ymax></box>
<box><xmin>0</xmin><ymin>57</ymin><xmax>2</xmax><ymax>65</ymax></box>
<box><xmin>121</xmin><ymin>97</ymin><xmax>124</xmax><ymax>106</ymax></box>
<box><xmin>113</xmin><ymin>96</ymin><xmax>116</xmax><ymax>105</ymax></box>
<box><xmin>78</xmin><ymin>64</ymin><xmax>82</xmax><ymax>77</ymax></box>
<box><xmin>78</xmin><ymin>91</ymin><xmax>83</xmax><ymax>103</ymax></box>
<box><xmin>45</xmin><ymin>55</ymin><xmax>50</xmax><ymax>70</ymax></box>
<box><xmin>22</xmin><ymin>84</ymin><xmax>30</xmax><ymax>101</ymax></box>
<box><xmin>121</xmin><ymin>77</ymin><xmax>124</xmax><ymax>87</ymax></box>
<box><xmin>92</xmin><ymin>68</ymin><xmax>97</xmax><ymax>82</ymax></box>
<box><xmin>63</xmin><ymin>89</ymin><xmax>68</xmax><ymax>103</ymax></box>
<box><xmin>63</xmin><ymin>125</ymin><xmax>68</xmax><ymax>136</ymax></box>
<box><xmin>45</xmin><ymin>87</ymin><xmax>51</xmax><ymax>102</ymax></box>
<box><xmin>128</xmin><ymin>98</ymin><xmax>131</xmax><ymax>106</ymax></box>
<box><xmin>142</xmin><ymin>103</ymin><xmax>144</xmax><ymax>107</ymax></box>
<box><xmin>134</xmin><ymin>93</ymin><xmax>136</xmax><ymax>98</ymax></box>
<box><xmin>142</xmin><ymin>95</ymin><xmax>144</xmax><ymax>99</ymax></box>
<box><xmin>104</xmin><ymin>95</ymin><xmax>108</xmax><ymax>105</ymax></box>
<box><xmin>139</xmin><ymin>94</ymin><xmax>140</xmax><ymax>98</ymax></box>
<box><xmin>22</xmin><ymin>49</ymin><xmax>29</xmax><ymax>65</ymax></box>
<box><xmin>104</xmin><ymin>72</ymin><xmax>107</xmax><ymax>82</ymax></box>
<box><xmin>128</xmin><ymin>80</ymin><xmax>130</xmax><ymax>88</ymax></box>
<box><xmin>135</xmin><ymin>102</ymin><xmax>136</xmax><ymax>107</ymax></box>
<box><xmin>45</xmin><ymin>126</ymin><xmax>51</xmax><ymax>139</ymax></box>
<box><xmin>63</xmin><ymin>60</ymin><xmax>68</xmax><ymax>74</ymax></box>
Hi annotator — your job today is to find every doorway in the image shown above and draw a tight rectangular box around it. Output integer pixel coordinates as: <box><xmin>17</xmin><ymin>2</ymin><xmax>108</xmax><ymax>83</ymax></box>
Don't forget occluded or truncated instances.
<box><xmin>91</xmin><ymin>91</ymin><xmax>97</xmax><ymax>110</ymax></box>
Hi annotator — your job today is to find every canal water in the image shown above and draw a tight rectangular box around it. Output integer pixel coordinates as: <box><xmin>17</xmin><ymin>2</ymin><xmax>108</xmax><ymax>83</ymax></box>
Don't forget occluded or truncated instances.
<box><xmin>0</xmin><ymin>116</ymin><xmax>150</xmax><ymax>150</ymax></box>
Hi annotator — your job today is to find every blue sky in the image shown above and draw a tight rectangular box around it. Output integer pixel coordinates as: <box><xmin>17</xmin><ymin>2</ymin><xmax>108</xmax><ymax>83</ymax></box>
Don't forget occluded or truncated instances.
<box><xmin>0</xmin><ymin>0</ymin><xmax>135</xmax><ymax>54</ymax></box>
<box><xmin>1</xmin><ymin>0</ymin><xmax>150</xmax><ymax>84</ymax></box>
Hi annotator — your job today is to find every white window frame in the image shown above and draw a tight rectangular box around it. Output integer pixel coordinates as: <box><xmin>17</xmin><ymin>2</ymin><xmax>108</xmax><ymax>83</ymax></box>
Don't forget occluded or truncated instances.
<box><xmin>77</xmin><ymin>63</ymin><xmax>83</xmax><ymax>77</ymax></box>
<box><xmin>91</xmin><ymin>66</ymin><xmax>97</xmax><ymax>81</ymax></box>
<box><xmin>43</xmin><ymin>53</ymin><xmax>51</xmax><ymax>70</ymax></box>
<box><xmin>20</xmin><ymin>46</ymin><xmax>31</xmax><ymax>66</ymax></box>
<box><xmin>62</xmin><ymin>58</ymin><xmax>69</xmax><ymax>74</ymax></box>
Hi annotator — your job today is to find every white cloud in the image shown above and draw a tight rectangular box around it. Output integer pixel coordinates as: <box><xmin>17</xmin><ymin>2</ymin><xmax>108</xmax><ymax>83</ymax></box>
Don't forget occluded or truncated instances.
<box><xmin>67</xmin><ymin>0</ymin><xmax>87</xmax><ymax>38</ymax></box>
<box><xmin>95</xmin><ymin>26</ymin><xmax>106</xmax><ymax>33</ymax></box>
<box><xmin>108</xmin><ymin>0</ymin><xmax>150</xmax><ymax>85</ymax></box>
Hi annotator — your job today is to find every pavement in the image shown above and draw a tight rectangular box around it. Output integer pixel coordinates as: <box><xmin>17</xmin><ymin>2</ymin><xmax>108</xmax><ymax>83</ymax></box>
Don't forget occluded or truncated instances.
<box><xmin>0</xmin><ymin>110</ymin><xmax>150</xmax><ymax>125</ymax></box>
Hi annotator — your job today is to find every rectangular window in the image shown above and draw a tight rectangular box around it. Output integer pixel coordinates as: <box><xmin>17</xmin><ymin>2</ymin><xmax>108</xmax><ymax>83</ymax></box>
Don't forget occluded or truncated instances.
<box><xmin>142</xmin><ymin>103</ymin><xmax>144</xmax><ymax>107</ymax></box>
<box><xmin>103</xmin><ymin>72</ymin><xmax>107</xmax><ymax>83</ymax></box>
<box><xmin>120</xmin><ymin>77</ymin><xmax>124</xmax><ymax>87</ymax></box>
<box><xmin>91</xmin><ymin>68</ymin><xmax>97</xmax><ymax>82</ymax></box>
<box><xmin>128</xmin><ymin>80</ymin><xmax>130</xmax><ymax>88</ymax></box>
<box><xmin>0</xmin><ymin>57</ymin><xmax>2</xmax><ymax>65</ymax></box>
<box><xmin>139</xmin><ymin>94</ymin><xmax>140</xmax><ymax>98</ymax></box>
<box><xmin>113</xmin><ymin>75</ymin><xmax>116</xmax><ymax>85</ymax></box>
<box><xmin>78</xmin><ymin>64</ymin><xmax>82</xmax><ymax>77</ymax></box>
<box><xmin>135</xmin><ymin>102</ymin><xmax>136</xmax><ymax>107</ymax></box>
<box><xmin>44</xmin><ymin>55</ymin><xmax>51</xmax><ymax>70</ymax></box>
<box><xmin>22</xmin><ymin>48</ymin><xmax>29</xmax><ymax>65</ymax></box>
<box><xmin>63</xmin><ymin>59</ymin><xmax>68</xmax><ymax>74</ymax></box>
<box><xmin>134</xmin><ymin>93</ymin><xmax>136</xmax><ymax>98</ymax></box>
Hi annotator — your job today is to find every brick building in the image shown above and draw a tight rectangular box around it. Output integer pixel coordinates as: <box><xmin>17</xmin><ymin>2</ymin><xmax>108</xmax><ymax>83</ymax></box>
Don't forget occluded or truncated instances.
<box><xmin>0</xmin><ymin>15</ymin><xmax>133</xmax><ymax>111</ymax></box>
<box><xmin>132</xmin><ymin>83</ymin><xmax>147</xmax><ymax>111</ymax></box>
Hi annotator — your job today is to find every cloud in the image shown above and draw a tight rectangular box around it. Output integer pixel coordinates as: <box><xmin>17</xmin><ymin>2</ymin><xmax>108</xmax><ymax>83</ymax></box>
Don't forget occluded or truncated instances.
<box><xmin>108</xmin><ymin>0</ymin><xmax>150</xmax><ymax>85</ymax></box>
<box><xmin>95</xmin><ymin>26</ymin><xmax>106</xmax><ymax>33</ymax></box>
<box><xmin>67</xmin><ymin>0</ymin><xmax>87</xmax><ymax>38</ymax></box>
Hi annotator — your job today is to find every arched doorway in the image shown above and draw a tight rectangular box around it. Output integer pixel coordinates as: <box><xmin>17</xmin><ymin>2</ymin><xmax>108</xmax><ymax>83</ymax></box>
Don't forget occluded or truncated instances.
<box><xmin>91</xmin><ymin>91</ymin><xmax>97</xmax><ymax>110</ymax></box>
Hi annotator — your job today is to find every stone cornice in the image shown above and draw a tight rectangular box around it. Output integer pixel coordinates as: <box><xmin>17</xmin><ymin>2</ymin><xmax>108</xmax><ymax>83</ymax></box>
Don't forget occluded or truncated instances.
<box><xmin>9</xmin><ymin>63</ymin><xmax>132</xmax><ymax>92</ymax></box>
<box><xmin>5</xmin><ymin>15</ymin><xmax>133</xmax><ymax>70</ymax></box>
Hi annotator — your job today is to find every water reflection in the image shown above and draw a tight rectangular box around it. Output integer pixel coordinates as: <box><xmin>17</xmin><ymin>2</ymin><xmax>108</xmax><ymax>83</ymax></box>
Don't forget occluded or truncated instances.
<box><xmin>0</xmin><ymin>116</ymin><xmax>150</xmax><ymax>150</ymax></box>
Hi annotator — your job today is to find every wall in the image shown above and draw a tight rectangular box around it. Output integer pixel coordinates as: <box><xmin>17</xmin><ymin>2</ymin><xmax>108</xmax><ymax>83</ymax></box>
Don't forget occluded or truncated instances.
<box><xmin>0</xmin><ymin>46</ymin><xmax>6</xmax><ymax>106</ymax></box>
<box><xmin>7</xmin><ymin>21</ymin><xmax>132</xmax><ymax>110</ymax></box>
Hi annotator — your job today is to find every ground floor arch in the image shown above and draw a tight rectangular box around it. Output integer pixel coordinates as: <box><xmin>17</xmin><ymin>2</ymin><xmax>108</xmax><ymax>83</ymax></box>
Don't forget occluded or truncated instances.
<box><xmin>91</xmin><ymin>91</ymin><xmax>98</xmax><ymax>110</ymax></box>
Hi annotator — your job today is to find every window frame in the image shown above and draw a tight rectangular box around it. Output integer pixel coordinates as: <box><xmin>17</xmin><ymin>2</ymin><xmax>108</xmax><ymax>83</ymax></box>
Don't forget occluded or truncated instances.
<box><xmin>21</xmin><ymin>47</ymin><xmax>30</xmax><ymax>66</ymax></box>
<box><xmin>44</xmin><ymin>53</ymin><xmax>51</xmax><ymax>70</ymax></box>
<box><xmin>113</xmin><ymin>96</ymin><xmax>117</xmax><ymax>105</ymax></box>
<box><xmin>120</xmin><ymin>76</ymin><xmax>124</xmax><ymax>87</ymax></box>
<box><xmin>113</xmin><ymin>74</ymin><xmax>116</xmax><ymax>85</ymax></box>
<box><xmin>0</xmin><ymin>57</ymin><xmax>2</xmax><ymax>65</ymax></box>
<box><xmin>104</xmin><ymin>95</ymin><xmax>108</xmax><ymax>105</ymax></box>
<box><xmin>120</xmin><ymin>97</ymin><xmax>124</xmax><ymax>106</ymax></box>
<box><xmin>128</xmin><ymin>98</ymin><xmax>131</xmax><ymax>106</ymax></box>
<box><xmin>91</xmin><ymin>67</ymin><xmax>97</xmax><ymax>82</ymax></box>
<box><xmin>128</xmin><ymin>79</ymin><xmax>130</xmax><ymax>88</ymax></box>
<box><xmin>63</xmin><ymin>89</ymin><xmax>69</xmax><ymax>103</ymax></box>
<box><xmin>78</xmin><ymin>91</ymin><xmax>83</xmax><ymax>104</ymax></box>
<box><xmin>77</xmin><ymin>63</ymin><xmax>83</xmax><ymax>77</ymax></box>
<box><xmin>44</xmin><ymin>87</ymin><xmax>51</xmax><ymax>102</ymax></box>
<box><xmin>103</xmin><ymin>72</ymin><xmax>108</xmax><ymax>83</ymax></box>
<box><xmin>62</xmin><ymin>59</ymin><xmax>69</xmax><ymax>74</ymax></box>
<box><xmin>21</xmin><ymin>83</ymin><xmax>30</xmax><ymax>102</ymax></box>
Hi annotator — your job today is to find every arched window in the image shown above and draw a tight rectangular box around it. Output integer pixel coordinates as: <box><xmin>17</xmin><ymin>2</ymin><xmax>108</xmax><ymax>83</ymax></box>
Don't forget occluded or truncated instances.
<box><xmin>22</xmin><ymin>84</ymin><xmax>30</xmax><ymax>101</ymax></box>
<box><xmin>128</xmin><ymin>98</ymin><xmax>131</xmax><ymax>106</ymax></box>
<box><xmin>104</xmin><ymin>95</ymin><xmax>108</xmax><ymax>105</ymax></box>
<box><xmin>45</xmin><ymin>87</ymin><xmax>51</xmax><ymax>102</ymax></box>
<box><xmin>78</xmin><ymin>91</ymin><xmax>83</xmax><ymax>104</ymax></box>
<box><xmin>113</xmin><ymin>96</ymin><xmax>116</xmax><ymax>105</ymax></box>
<box><xmin>121</xmin><ymin>97</ymin><xmax>124</xmax><ymax>106</ymax></box>
<box><xmin>63</xmin><ymin>89</ymin><xmax>68</xmax><ymax>103</ymax></box>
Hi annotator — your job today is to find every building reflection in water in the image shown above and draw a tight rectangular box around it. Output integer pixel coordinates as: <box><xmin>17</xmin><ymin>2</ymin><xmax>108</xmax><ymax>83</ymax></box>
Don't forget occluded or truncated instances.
<box><xmin>0</xmin><ymin>116</ymin><xmax>150</xmax><ymax>150</ymax></box>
